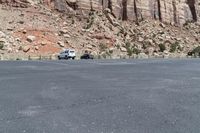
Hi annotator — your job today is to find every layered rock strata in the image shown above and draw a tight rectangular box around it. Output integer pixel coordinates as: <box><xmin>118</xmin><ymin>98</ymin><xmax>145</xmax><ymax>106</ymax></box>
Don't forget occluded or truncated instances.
<box><xmin>0</xmin><ymin>0</ymin><xmax>199</xmax><ymax>25</ymax></box>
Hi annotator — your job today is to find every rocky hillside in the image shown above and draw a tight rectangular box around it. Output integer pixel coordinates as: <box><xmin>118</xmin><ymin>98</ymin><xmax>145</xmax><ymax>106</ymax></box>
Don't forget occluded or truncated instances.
<box><xmin>0</xmin><ymin>1</ymin><xmax>200</xmax><ymax>60</ymax></box>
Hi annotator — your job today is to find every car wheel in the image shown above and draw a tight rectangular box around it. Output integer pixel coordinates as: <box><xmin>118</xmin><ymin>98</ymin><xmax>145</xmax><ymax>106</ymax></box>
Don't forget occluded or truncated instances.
<box><xmin>65</xmin><ymin>56</ymin><xmax>68</xmax><ymax>60</ymax></box>
<box><xmin>72</xmin><ymin>57</ymin><xmax>75</xmax><ymax>60</ymax></box>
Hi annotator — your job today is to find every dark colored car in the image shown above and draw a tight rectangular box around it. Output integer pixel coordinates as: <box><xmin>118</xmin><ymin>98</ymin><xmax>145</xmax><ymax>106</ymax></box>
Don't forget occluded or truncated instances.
<box><xmin>80</xmin><ymin>53</ymin><xmax>94</xmax><ymax>59</ymax></box>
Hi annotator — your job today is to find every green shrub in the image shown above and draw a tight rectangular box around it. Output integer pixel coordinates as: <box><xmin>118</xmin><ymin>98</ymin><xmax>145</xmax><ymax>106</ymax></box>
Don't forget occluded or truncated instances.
<box><xmin>126</xmin><ymin>47</ymin><xmax>140</xmax><ymax>57</ymax></box>
<box><xmin>105</xmin><ymin>49</ymin><xmax>113</xmax><ymax>57</ymax></box>
<box><xmin>183</xmin><ymin>20</ymin><xmax>193</xmax><ymax>27</ymax></box>
<box><xmin>89</xmin><ymin>11</ymin><xmax>94</xmax><ymax>16</ymax></box>
<box><xmin>124</xmin><ymin>42</ymin><xmax>132</xmax><ymax>57</ymax></box>
<box><xmin>192</xmin><ymin>46</ymin><xmax>200</xmax><ymax>54</ymax></box>
<box><xmin>142</xmin><ymin>43</ymin><xmax>147</xmax><ymax>49</ymax></box>
<box><xmin>132</xmin><ymin>47</ymin><xmax>141</xmax><ymax>55</ymax></box>
<box><xmin>125</xmin><ymin>42</ymin><xmax>131</xmax><ymax>49</ymax></box>
<box><xmin>125</xmin><ymin>43</ymin><xmax>140</xmax><ymax>57</ymax></box>
<box><xmin>99</xmin><ymin>43</ymin><xmax>107</xmax><ymax>52</ymax></box>
<box><xmin>170</xmin><ymin>42</ymin><xmax>179</xmax><ymax>53</ymax></box>
<box><xmin>116</xmin><ymin>44</ymin><xmax>120</xmax><ymax>49</ymax></box>
<box><xmin>192</xmin><ymin>46</ymin><xmax>200</xmax><ymax>53</ymax></box>
<box><xmin>188</xmin><ymin>46</ymin><xmax>200</xmax><ymax>57</ymax></box>
<box><xmin>159</xmin><ymin>43</ymin><xmax>166</xmax><ymax>52</ymax></box>
<box><xmin>84</xmin><ymin>14</ymin><xmax>94</xmax><ymax>29</ymax></box>
<box><xmin>127</xmin><ymin>47</ymin><xmax>133</xmax><ymax>57</ymax></box>
<box><xmin>109</xmin><ymin>50</ymin><xmax>113</xmax><ymax>54</ymax></box>
<box><xmin>101</xmin><ymin>53</ymin><xmax>107</xmax><ymax>59</ymax></box>
<box><xmin>85</xmin><ymin>20</ymin><xmax>93</xmax><ymax>29</ymax></box>
<box><xmin>0</xmin><ymin>41</ymin><xmax>4</xmax><ymax>50</ymax></box>
<box><xmin>177</xmin><ymin>45</ymin><xmax>184</xmax><ymax>51</ymax></box>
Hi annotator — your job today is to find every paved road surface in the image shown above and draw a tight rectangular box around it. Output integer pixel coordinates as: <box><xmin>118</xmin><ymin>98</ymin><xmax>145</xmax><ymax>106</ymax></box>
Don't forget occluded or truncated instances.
<box><xmin>0</xmin><ymin>59</ymin><xmax>200</xmax><ymax>133</ymax></box>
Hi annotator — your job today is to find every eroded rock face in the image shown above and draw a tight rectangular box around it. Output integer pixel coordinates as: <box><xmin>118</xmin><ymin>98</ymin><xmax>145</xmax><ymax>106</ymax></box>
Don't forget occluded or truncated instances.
<box><xmin>69</xmin><ymin>0</ymin><xmax>200</xmax><ymax>25</ymax></box>
<box><xmin>61</xmin><ymin>0</ymin><xmax>200</xmax><ymax>25</ymax></box>
<box><xmin>0</xmin><ymin>0</ymin><xmax>200</xmax><ymax>25</ymax></box>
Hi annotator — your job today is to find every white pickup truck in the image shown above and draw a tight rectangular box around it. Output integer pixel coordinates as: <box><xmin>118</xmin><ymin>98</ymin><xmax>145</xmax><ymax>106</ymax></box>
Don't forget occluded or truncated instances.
<box><xmin>58</xmin><ymin>49</ymin><xmax>76</xmax><ymax>60</ymax></box>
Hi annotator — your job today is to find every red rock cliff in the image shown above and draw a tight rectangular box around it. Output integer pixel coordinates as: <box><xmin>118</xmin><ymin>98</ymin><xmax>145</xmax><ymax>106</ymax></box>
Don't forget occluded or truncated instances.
<box><xmin>1</xmin><ymin>0</ymin><xmax>200</xmax><ymax>25</ymax></box>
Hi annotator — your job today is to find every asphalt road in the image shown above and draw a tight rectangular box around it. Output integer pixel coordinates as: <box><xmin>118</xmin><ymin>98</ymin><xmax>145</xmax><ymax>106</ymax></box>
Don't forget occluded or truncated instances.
<box><xmin>0</xmin><ymin>59</ymin><xmax>200</xmax><ymax>133</ymax></box>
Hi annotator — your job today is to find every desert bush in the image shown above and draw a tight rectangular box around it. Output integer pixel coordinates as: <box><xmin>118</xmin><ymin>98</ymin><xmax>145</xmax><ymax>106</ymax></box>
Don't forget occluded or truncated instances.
<box><xmin>116</xmin><ymin>44</ymin><xmax>120</xmax><ymax>49</ymax></box>
<box><xmin>0</xmin><ymin>41</ymin><xmax>4</xmax><ymax>50</ymax></box>
<box><xmin>124</xmin><ymin>42</ymin><xmax>132</xmax><ymax>56</ymax></box>
<box><xmin>125</xmin><ymin>42</ymin><xmax>131</xmax><ymax>49</ymax></box>
<box><xmin>132</xmin><ymin>47</ymin><xmax>141</xmax><ymax>55</ymax></box>
<box><xmin>99</xmin><ymin>43</ymin><xmax>107</xmax><ymax>52</ymax></box>
<box><xmin>127</xmin><ymin>48</ymin><xmax>133</xmax><ymax>57</ymax></box>
<box><xmin>105</xmin><ymin>49</ymin><xmax>113</xmax><ymax>57</ymax></box>
<box><xmin>187</xmin><ymin>46</ymin><xmax>200</xmax><ymax>57</ymax></box>
<box><xmin>125</xmin><ymin>42</ymin><xmax>140</xmax><ymax>56</ymax></box>
<box><xmin>85</xmin><ymin>19</ymin><xmax>94</xmax><ymax>29</ymax></box>
<box><xmin>84</xmin><ymin>13</ymin><xmax>95</xmax><ymax>29</ymax></box>
<box><xmin>170</xmin><ymin>42</ymin><xmax>179</xmax><ymax>53</ymax></box>
<box><xmin>159</xmin><ymin>43</ymin><xmax>166</xmax><ymax>52</ymax></box>
<box><xmin>192</xmin><ymin>46</ymin><xmax>200</xmax><ymax>56</ymax></box>
<box><xmin>101</xmin><ymin>53</ymin><xmax>107</xmax><ymax>59</ymax></box>
<box><xmin>108</xmin><ymin>50</ymin><xmax>113</xmax><ymax>54</ymax></box>
<box><xmin>192</xmin><ymin>46</ymin><xmax>200</xmax><ymax>53</ymax></box>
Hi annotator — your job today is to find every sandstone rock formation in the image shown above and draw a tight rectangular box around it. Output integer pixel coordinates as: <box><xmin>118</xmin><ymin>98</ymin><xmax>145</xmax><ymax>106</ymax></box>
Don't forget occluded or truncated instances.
<box><xmin>0</xmin><ymin>0</ymin><xmax>199</xmax><ymax>25</ymax></box>
<box><xmin>63</xmin><ymin>0</ymin><xmax>200</xmax><ymax>25</ymax></box>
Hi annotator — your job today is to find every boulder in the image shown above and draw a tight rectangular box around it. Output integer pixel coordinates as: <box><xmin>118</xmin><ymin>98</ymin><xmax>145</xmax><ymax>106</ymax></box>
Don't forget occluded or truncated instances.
<box><xmin>138</xmin><ymin>53</ymin><xmax>148</xmax><ymax>59</ymax></box>
<box><xmin>59</xmin><ymin>29</ymin><xmax>68</xmax><ymax>35</ymax></box>
<box><xmin>58</xmin><ymin>41</ymin><xmax>65</xmax><ymax>47</ymax></box>
<box><xmin>27</xmin><ymin>36</ymin><xmax>36</xmax><ymax>42</ymax></box>
<box><xmin>0</xmin><ymin>38</ymin><xmax>7</xmax><ymax>43</ymax></box>
<box><xmin>35</xmin><ymin>46</ymin><xmax>39</xmax><ymax>50</ymax></box>
<box><xmin>23</xmin><ymin>46</ymin><xmax>30</xmax><ymax>52</ymax></box>
<box><xmin>138</xmin><ymin>37</ymin><xmax>144</xmax><ymax>42</ymax></box>
<box><xmin>86</xmin><ymin>44</ymin><xmax>93</xmax><ymax>49</ymax></box>
<box><xmin>120</xmin><ymin>47</ymin><xmax>127</xmax><ymax>52</ymax></box>
<box><xmin>63</xmin><ymin>34</ymin><xmax>71</xmax><ymax>38</ymax></box>
<box><xmin>41</xmin><ymin>41</ymin><xmax>47</xmax><ymax>46</ymax></box>
<box><xmin>7</xmin><ymin>47</ymin><xmax>13</xmax><ymax>53</ymax></box>
<box><xmin>159</xmin><ymin>23</ymin><xmax>166</xmax><ymax>28</ymax></box>
<box><xmin>22</xmin><ymin>30</ymin><xmax>27</xmax><ymax>34</ymax></box>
